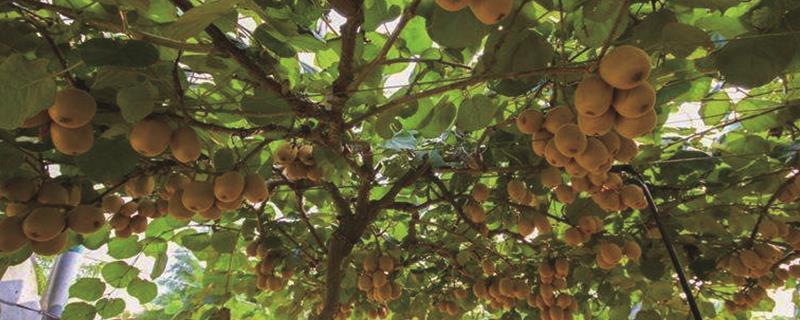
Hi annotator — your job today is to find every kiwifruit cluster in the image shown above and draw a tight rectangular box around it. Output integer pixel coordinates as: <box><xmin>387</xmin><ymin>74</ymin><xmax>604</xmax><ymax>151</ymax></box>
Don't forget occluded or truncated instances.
<box><xmin>18</xmin><ymin>88</ymin><xmax>98</xmax><ymax>155</ymax></box>
<box><xmin>274</xmin><ymin>143</ymin><xmax>323</xmax><ymax>183</ymax></box>
<box><xmin>471</xmin><ymin>275</ymin><xmax>530</xmax><ymax>311</ymax></box>
<box><xmin>504</xmin><ymin>179</ymin><xmax>554</xmax><ymax>237</ymax></box>
<box><xmin>314</xmin><ymin>303</ymin><xmax>357</xmax><ymax>320</ymax></box>
<box><xmin>594</xmin><ymin>241</ymin><xmax>640</xmax><ymax>270</ymax></box>
<box><xmin>129</xmin><ymin>118</ymin><xmax>201</xmax><ymax>163</ymax></box>
<box><xmin>103</xmin><ymin>193</ymin><xmax>161</xmax><ymax>239</ymax></box>
<box><xmin>724</xmin><ymin>262</ymin><xmax>800</xmax><ymax>313</ymax></box>
<box><xmin>525</xmin><ymin>258</ymin><xmax>578</xmax><ymax>319</ymax></box>
<box><xmin>717</xmin><ymin>243</ymin><xmax>784</xmax><ymax>279</ymax></box>
<box><xmin>777</xmin><ymin>175</ymin><xmax>800</xmax><ymax>203</ymax></box>
<box><xmin>435</xmin><ymin>0</ymin><xmax>512</xmax><ymax>25</ymax></box>
<box><xmin>0</xmin><ymin>177</ymin><xmax>104</xmax><ymax>256</ymax></box>
<box><xmin>245</xmin><ymin>239</ymin><xmax>289</xmax><ymax>292</ymax></box>
<box><xmin>562</xmin><ymin>215</ymin><xmax>603</xmax><ymax>246</ymax></box>
<box><xmin>516</xmin><ymin>46</ymin><xmax>654</xmax><ymax>217</ymax></box>
<box><xmin>357</xmin><ymin>252</ymin><xmax>403</xmax><ymax>305</ymax></box>
<box><xmin>161</xmin><ymin>171</ymin><xmax>269</xmax><ymax>222</ymax></box>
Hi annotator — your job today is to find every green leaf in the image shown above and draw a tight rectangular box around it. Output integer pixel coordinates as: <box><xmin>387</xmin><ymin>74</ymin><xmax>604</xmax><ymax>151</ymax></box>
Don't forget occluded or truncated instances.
<box><xmin>671</xmin><ymin>0</ymin><xmax>742</xmax><ymax>11</ymax></box>
<box><xmin>164</xmin><ymin>0</ymin><xmax>245</xmax><ymax>40</ymax></box>
<box><xmin>107</xmin><ymin>236</ymin><xmax>141</xmax><ymax>259</ymax></box>
<box><xmin>400</xmin><ymin>16</ymin><xmax>433</xmax><ymax>54</ymax></box>
<box><xmin>700</xmin><ymin>91</ymin><xmax>731</xmax><ymax>125</ymax></box>
<box><xmin>456</xmin><ymin>95</ymin><xmax>500</xmax><ymax>131</ymax></box>
<box><xmin>213</xmin><ymin>148</ymin><xmax>235</xmax><ymax>172</ymax></box>
<box><xmin>714</xmin><ymin>34</ymin><xmax>797</xmax><ymax>88</ymax></box>
<box><xmin>211</xmin><ymin>230</ymin><xmax>238</xmax><ymax>253</ymax></box>
<box><xmin>574</xmin><ymin>0</ymin><xmax>629</xmax><ymax>48</ymax></box>
<box><xmin>78</xmin><ymin>39</ymin><xmax>159</xmax><ymax>67</ymax></box>
<box><xmin>426</xmin><ymin>5</ymin><xmax>491</xmax><ymax>49</ymax></box>
<box><xmin>81</xmin><ymin>225</ymin><xmax>110</xmax><ymax>250</ymax></box>
<box><xmin>75</xmin><ymin>137</ymin><xmax>140</xmax><ymax>182</ymax></box>
<box><xmin>0</xmin><ymin>54</ymin><xmax>56</xmax><ymax>129</ymax></box>
<box><xmin>128</xmin><ymin>278</ymin><xmax>158</xmax><ymax>304</ymax></box>
<box><xmin>151</xmin><ymin>252</ymin><xmax>168</xmax><ymax>279</ymax></box>
<box><xmin>418</xmin><ymin>101</ymin><xmax>457</xmax><ymax>138</ymax></box>
<box><xmin>116</xmin><ymin>83</ymin><xmax>158</xmax><ymax>123</ymax></box>
<box><xmin>240</xmin><ymin>89</ymin><xmax>293</xmax><ymax>127</ymax></box>
<box><xmin>69</xmin><ymin>278</ymin><xmax>105</xmax><ymax>301</ymax></box>
<box><xmin>735</xmin><ymin>99</ymin><xmax>781</xmax><ymax>131</ymax></box>
<box><xmin>101</xmin><ymin>261</ymin><xmax>138</xmax><ymax>288</ymax></box>
<box><xmin>96</xmin><ymin>298</ymin><xmax>125</xmax><ymax>318</ymax></box>
<box><xmin>641</xmin><ymin>255</ymin><xmax>666</xmax><ymax>281</ymax></box>
<box><xmin>61</xmin><ymin>302</ymin><xmax>96</xmax><ymax>320</ymax></box>
<box><xmin>661</xmin><ymin>22</ymin><xmax>711</xmax><ymax>58</ymax></box>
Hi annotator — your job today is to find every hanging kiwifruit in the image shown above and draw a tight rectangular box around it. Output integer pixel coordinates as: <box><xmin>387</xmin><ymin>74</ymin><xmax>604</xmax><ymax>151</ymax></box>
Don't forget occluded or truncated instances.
<box><xmin>170</xmin><ymin>126</ymin><xmax>202</xmax><ymax>163</ymax></box>
<box><xmin>182</xmin><ymin>180</ymin><xmax>215</xmax><ymax>212</ymax></box>
<box><xmin>615</xmin><ymin>137</ymin><xmax>638</xmax><ymax>163</ymax></box>
<box><xmin>554</xmin><ymin>124</ymin><xmax>588</xmax><ymax>157</ymax></box>
<box><xmin>101</xmin><ymin>195</ymin><xmax>124</xmax><ymax>214</ymax></box>
<box><xmin>577</xmin><ymin>110</ymin><xmax>615</xmax><ymax>136</ymax></box>
<box><xmin>125</xmin><ymin>175</ymin><xmax>155</xmax><ymax>198</ymax></box>
<box><xmin>545</xmin><ymin>140</ymin><xmax>571</xmax><ymax>168</ymax></box>
<box><xmin>66</xmin><ymin>205</ymin><xmax>105</xmax><ymax>234</ymax></box>
<box><xmin>574</xmin><ymin>75</ymin><xmax>613</xmax><ymax>118</ymax></box>
<box><xmin>0</xmin><ymin>216</ymin><xmax>28</xmax><ymax>252</ymax></box>
<box><xmin>436</xmin><ymin>0</ymin><xmax>470</xmax><ymax>11</ymax></box>
<box><xmin>598</xmin><ymin>132</ymin><xmax>621</xmax><ymax>155</ymax></box>
<box><xmin>554</xmin><ymin>185</ymin><xmax>576</xmax><ymax>204</ymax></box>
<box><xmin>543</xmin><ymin>106</ymin><xmax>575</xmax><ymax>134</ymax></box>
<box><xmin>471</xmin><ymin>183</ymin><xmax>490</xmax><ymax>202</ymax></box>
<box><xmin>516</xmin><ymin>109</ymin><xmax>545</xmax><ymax>135</ymax></box>
<box><xmin>214</xmin><ymin>171</ymin><xmax>246</xmax><ymax>202</ymax></box>
<box><xmin>169</xmin><ymin>190</ymin><xmax>195</xmax><ymax>220</ymax></box>
<box><xmin>23</xmin><ymin>207</ymin><xmax>66</xmax><ymax>242</ymax></box>
<box><xmin>48</xmin><ymin>88</ymin><xmax>97</xmax><ymax>129</ymax></box>
<box><xmin>51</xmin><ymin>123</ymin><xmax>94</xmax><ymax>155</ymax></box>
<box><xmin>598</xmin><ymin>45</ymin><xmax>651</xmax><ymax>90</ymax></box>
<box><xmin>615</xmin><ymin>108</ymin><xmax>657</xmax><ymax>139</ymax></box>
<box><xmin>274</xmin><ymin>143</ymin><xmax>298</xmax><ymax>166</ymax></box>
<box><xmin>129</xmin><ymin>118</ymin><xmax>172</xmax><ymax>157</ymax></box>
<box><xmin>620</xmin><ymin>185</ymin><xmax>647</xmax><ymax>209</ymax></box>
<box><xmin>2</xmin><ymin>177</ymin><xmax>36</xmax><ymax>202</ymax></box>
<box><xmin>575</xmin><ymin>138</ymin><xmax>610</xmax><ymax>173</ymax></box>
<box><xmin>540</xmin><ymin>166</ymin><xmax>563</xmax><ymax>188</ymax></box>
<box><xmin>612</xmin><ymin>82</ymin><xmax>656</xmax><ymax>118</ymax></box>
<box><xmin>469</xmin><ymin>0</ymin><xmax>513</xmax><ymax>25</ymax></box>
<box><xmin>531</xmin><ymin>130</ymin><xmax>553</xmax><ymax>157</ymax></box>
<box><xmin>37</xmin><ymin>182</ymin><xmax>70</xmax><ymax>206</ymax></box>
<box><xmin>31</xmin><ymin>231</ymin><xmax>68</xmax><ymax>256</ymax></box>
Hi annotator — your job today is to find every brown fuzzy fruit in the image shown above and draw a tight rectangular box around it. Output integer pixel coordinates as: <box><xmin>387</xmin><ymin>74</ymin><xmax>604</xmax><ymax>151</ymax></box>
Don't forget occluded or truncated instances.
<box><xmin>274</xmin><ymin>143</ymin><xmax>298</xmax><ymax>166</ymax></box>
<box><xmin>620</xmin><ymin>185</ymin><xmax>647</xmax><ymax>209</ymax></box>
<box><xmin>282</xmin><ymin>161</ymin><xmax>308</xmax><ymax>181</ymax></box>
<box><xmin>624</xmin><ymin>240</ymin><xmax>641</xmax><ymax>262</ymax></box>
<box><xmin>554</xmin><ymin>124</ymin><xmax>588</xmax><ymax>157</ymax></box>
<box><xmin>168</xmin><ymin>190</ymin><xmax>195</xmax><ymax>220</ymax></box>
<box><xmin>564</xmin><ymin>227</ymin><xmax>584</xmax><ymax>246</ymax></box>
<box><xmin>575</xmin><ymin>138</ymin><xmax>610</xmax><ymax>173</ymax></box>
<box><xmin>518</xmin><ymin>216</ymin><xmax>535</xmax><ymax>237</ymax></box>
<box><xmin>615</xmin><ymin>137</ymin><xmax>638</xmax><ymax>163</ymax></box>
<box><xmin>531</xmin><ymin>130</ymin><xmax>553</xmax><ymax>157</ymax></box>
<box><xmin>554</xmin><ymin>185</ymin><xmax>576</xmax><ymax>204</ymax></box>
<box><xmin>137</xmin><ymin>199</ymin><xmax>156</xmax><ymax>218</ymax></box>
<box><xmin>471</xmin><ymin>183</ymin><xmax>490</xmax><ymax>202</ymax></box>
<box><xmin>516</xmin><ymin>109</ymin><xmax>545</xmax><ymax>135</ymax></box>
<box><xmin>564</xmin><ymin>159</ymin><xmax>588</xmax><ymax>177</ymax></box>
<box><xmin>615</xmin><ymin>108</ymin><xmax>657</xmax><ymax>139</ymax></box>
<box><xmin>48</xmin><ymin>88</ymin><xmax>97</xmax><ymax>128</ymax></box>
<box><xmin>592</xmin><ymin>190</ymin><xmax>623</xmax><ymax>212</ymax></box>
<box><xmin>118</xmin><ymin>201</ymin><xmax>138</xmax><ymax>217</ymax></box>
<box><xmin>21</xmin><ymin>110</ymin><xmax>50</xmax><ymax>128</ymax></box>
<box><xmin>545</xmin><ymin>140</ymin><xmax>571</xmax><ymax>168</ymax></box>
<box><xmin>599</xmin><ymin>45</ymin><xmax>651</xmax><ymax>90</ymax></box>
<box><xmin>51</xmin><ymin>123</ymin><xmax>93</xmax><ymax>155</ymax></box>
<box><xmin>129</xmin><ymin>119</ymin><xmax>172</xmax><ymax>157</ymax></box>
<box><xmin>469</xmin><ymin>0</ymin><xmax>512</xmax><ymax>25</ymax></box>
<box><xmin>577</xmin><ymin>110</ymin><xmax>615</xmax><ymax>136</ymax></box>
<box><xmin>574</xmin><ymin>75</ymin><xmax>613</xmax><ymax>118</ymax></box>
<box><xmin>598</xmin><ymin>132</ymin><xmax>621</xmax><ymax>156</ymax></box>
<box><xmin>216</xmin><ymin>196</ymin><xmax>243</xmax><ymax>212</ymax></box>
<box><xmin>543</xmin><ymin>106</ymin><xmax>575</xmax><ymax>134</ymax></box>
<box><xmin>372</xmin><ymin>271</ymin><xmax>388</xmax><ymax>288</ymax></box>
<box><xmin>5</xmin><ymin>202</ymin><xmax>29</xmax><ymax>217</ymax></box>
<box><xmin>363</xmin><ymin>253</ymin><xmax>379</xmax><ymax>272</ymax></box>
<box><xmin>101</xmin><ymin>195</ymin><xmax>124</xmax><ymax>214</ymax></box>
<box><xmin>0</xmin><ymin>217</ymin><xmax>28</xmax><ymax>252</ymax></box>
<box><xmin>540</xmin><ymin>166</ymin><xmax>563</xmax><ymax>188</ymax></box>
<box><xmin>599</xmin><ymin>242</ymin><xmax>623</xmax><ymax>264</ymax></box>
<box><xmin>214</xmin><ymin>171</ymin><xmax>245</xmax><ymax>202</ymax></box>
<box><xmin>357</xmin><ymin>274</ymin><xmax>373</xmax><ymax>291</ymax></box>
<box><xmin>613</xmin><ymin>82</ymin><xmax>656</xmax><ymax>118</ymax></box>
<box><xmin>603</xmin><ymin>173</ymin><xmax>623</xmax><ymax>190</ymax></box>
<box><xmin>109</xmin><ymin>214</ymin><xmax>130</xmax><ymax>231</ymax></box>
<box><xmin>37</xmin><ymin>182</ymin><xmax>70</xmax><ymax>206</ymax></box>
<box><xmin>170</xmin><ymin>126</ymin><xmax>202</xmax><ymax>163</ymax></box>
<box><xmin>297</xmin><ymin>145</ymin><xmax>315</xmax><ymax>166</ymax></box>
<box><xmin>128</xmin><ymin>215</ymin><xmax>148</xmax><ymax>233</ymax></box>
<box><xmin>436</xmin><ymin>0</ymin><xmax>470</xmax><ymax>11</ymax></box>
<box><xmin>464</xmin><ymin>202</ymin><xmax>487</xmax><ymax>223</ymax></box>
<box><xmin>67</xmin><ymin>205</ymin><xmax>105</xmax><ymax>234</ymax></box>
<box><xmin>2</xmin><ymin>177</ymin><xmax>36</xmax><ymax>202</ymax></box>
<box><xmin>378</xmin><ymin>255</ymin><xmax>395</xmax><ymax>272</ymax></box>
<box><xmin>125</xmin><ymin>175</ymin><xmax>155</xmax><ymax>198</ymax></box>
<box><xmin>242</xmin><ymin>174</ymin><xmax>270</xmax><ymax>204</ymax></box>
<box><xmin>570</xmin><ymin>176</ymin><xmax>592</xmax><ymax>193</ymax></box>
<box><xmin>182</xmin><ymin>180</ymin><xmax>215</xmax><ymax>212</ymax></box>
<box><xmin>23</xmin><ymin>207</ymin><xmax>66</xmax><ymax>242</ymax></box>
<box><xmin>165</xmin><ymin>173</ymin><xmax>190</xmax><ymax>195</ymax></box>
<box><xmin>31</xmin><ymin>231</ymin><xmax>68</xmax><ymax>256</ymax></box>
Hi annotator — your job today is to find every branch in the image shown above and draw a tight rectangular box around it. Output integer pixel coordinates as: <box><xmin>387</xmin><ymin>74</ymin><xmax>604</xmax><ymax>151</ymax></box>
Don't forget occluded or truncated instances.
<box><xmin>329</xmin><ymin>1</ymin><xmax>364</xmax><ymax>107</ymax></box>
<box><xmin>321</xmin><ymin>182</ymin><xmax>354</xmax><ymax>217</ymax></box>
<box><xmin>370</xmin><ymin>161</ymin><xmax>432</xmax><ymax>212</ymax></box>
<box><xmin>295</xmin><ymin>190</ymin><xmax>326</xmax><ymax>249</ymax></box>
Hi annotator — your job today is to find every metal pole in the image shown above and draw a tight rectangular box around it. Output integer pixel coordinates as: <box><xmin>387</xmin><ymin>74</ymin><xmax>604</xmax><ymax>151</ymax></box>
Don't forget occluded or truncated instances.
<box><xmin>40</xmin><ymin>246</ymin><xmax>83</xmax><ymax>320</ymax></box>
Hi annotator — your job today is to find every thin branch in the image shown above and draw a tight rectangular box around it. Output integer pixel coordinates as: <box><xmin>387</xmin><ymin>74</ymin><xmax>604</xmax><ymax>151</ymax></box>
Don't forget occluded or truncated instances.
<box><xmin>295</xmin><ymin>190</ymin><xmax>326</xmax><ymax>249</ymax></box>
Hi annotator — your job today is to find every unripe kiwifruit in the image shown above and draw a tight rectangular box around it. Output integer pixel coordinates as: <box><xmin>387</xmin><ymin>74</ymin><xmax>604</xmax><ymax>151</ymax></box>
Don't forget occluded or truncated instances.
<box><xmin>51</xmin><ymin>123</ymin><xmax>94</xmax><ymax>155</ymax></box>
<box><xmin>170</xmin><ymin>126</ymin><xmax>202</xmax><ymax>163</ymax></box>
<box><xmin>214</xmin><ymin>171</ymin><xmax>245</xmax><ymax>202</ymax></box>
<box><xmin>243</xmin><ymin>174</ymin><xmax>270</xmax><ymax>204</ymax></box>
<box><xmin>0</xmin><ymin>217</ymin><xmax>28</xmax><ymax>252</ymax></box>
<box><xmin>436</xmin><ymin>0</ymin><xmax>470</xmax><ymax>11</ymax></box>
<box><xmin>168</xmin><ymin>190</ymin><xmax>195</xmax><ymax>220</ymax></box>
<box><xmin>543</xmin><ymin>106</ymin><xmax>575</xmax><ymax>134</ymax></box>
<box><xmin>554</xmin><ymin>185</ymin><xmax>576</xmax><ymax>204</ymax></box>
<box><xmin>21</xmin><ymin>110</ymin><xmax>50</xmax><ymax>128</ymax></box>
<box><xmin>620</xmin><ymin>185</ymin><xmax>647</xmax><ymax>209</ymax></box>
<box><xmin>545</xmin><ymin>140</ymin><xmax>571</xmax><ymax>168</ymax></box>
<box><xmin>613</xmin><ymin>82</ymin><xmax>656</xmax><ymax>118</ymax></box>
<box><xmin>182</xmin><ymin>180</ymin><xmax>215</xmax><ymax>212</ymax></box>
<box><xmin>2</xmin><ymin>177</ymin><xmax>36</xmax><ymax>202</ymax></box>
<box><xmin>531</xmin><ymin>130</ymin><xmax>553</xmax><ymax>156</ymax></box>
<box><xmin>577</xmin><ymin>110</ymin><xmax>615</xmax><ymax>136</ymax></box>
<box><xmin>129</xmin><ymin>119</ymin><xmax>172</xmax><ymax>157</ymax></box>
<box><xmin>37</xmin><ymin>182</ymin><xmax>70</xmax><ymax>206</ymax></box>
<box><xmin>615</xmin><ymin>136</ymin><xmax>638</xmax><ymax>163</ymax></box>
<box><xmin>274</xmin><ymin>143</ymin><xmax>297</xmax><ymax>166</ymax></box>
<box><xmin>471</xmin><ymin>183</ymin><xmax>490</xmax><ymax>202</ymax></box>
<box><xmin>575</xmin><ymin>138</ymin><xmax>610</xmax><ymax>173</ymax></box>
<box><xmin>574</xmin><ymin>75</ymin><xmax>613</xmax><ymax>118</ymax></box>
<box><xmin>125</xmin><ymin>175</ymin><xmax>155</xmax><ymax>198</ymax></box>
<box><xmin>23</xmin><ymin>207</ymin><xmax>66</xmax><ymax>242</ymax></box>
<box><xmin>516</xmin><ymin>109</ymin><xmax>544</xmax><ymax>135</ymax></box>
<box><xmin>598</xmin><ymin>45</ymin><xmax>651</xmax><ymax>90</ymax></box>
<box><xmin>554</xmin><ymin>124</ymin><xmax>587</xmax><ymax>157</ymax></box>
<box><xmin>540</xmin><ymin>166</ymin><xmax>562</xmax><ymax>188</ymax></box>
<box><xmin>102</xmin><ymin>195</ymin><xmax>124</xmax><ymax>214</ymax></box>
<box><xmin>48</xmin><ymin>88</ymin><xmax>97</xmax><ymax>128</ymax></box>
<box><xmin>615</xmin><ymin>108</ymin><xmax>656</xmax><ymax>139</ymax></box>
<box><xmin>67</xmin><ymin>205</ymin><xmax>105</xmax><ymax>234</ymax></box>
<box><xmin>468</xmin><ymin>0</ymin><xmax>512</xmax><ymax>25</ymax></box>
<box><xmin>31</xmin><ymin>231</ymin><xmax>68</xmax><ymax>256</ymax></box>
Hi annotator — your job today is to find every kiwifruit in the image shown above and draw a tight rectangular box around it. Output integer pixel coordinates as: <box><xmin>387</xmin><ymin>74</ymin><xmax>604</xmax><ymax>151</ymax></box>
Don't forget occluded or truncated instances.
<box><xmin>603</xmin><ymin>173</ymin><xmax>623</xmax><ymax>190</ymax></box>
<box><xmin>297</xmin><ymin>145</ymin><xmax>315</xmax><ymax>166</ymax></box>
<box><xmin>577</xmin><ymin>215</ymin><xmax>599</xmax><ymax>234</ymax></box>
<box><xmin>128</xmin><ymin>214</ymin><xmax>148</xmax><ymax>233</ymax></box>
<box><xmin>305</xmin><ymin>166</ymin><xmax>323</xmax><ymax>183</ymax></box>
<box><xmin>540</xmin><ymin>166</ymin><xmax>563</xmax><ymax>188</ymax></box>
<box><xmin>21</xmin><ymin>110</ymin><xmax>50</xmax><ymax>128</ymax></box>
<box><xmin>623</xmin><ymin>240</ymin><xmax>641</xmax><ymax>262</ymax></box>
<box><xmin>554</xmin><ymin>185</ymin><xmax>576</xmax><ymax>204</ymax></box>
<box><xmin>283</xmin><ymin>161</ymin><xmax>308</xmax><ymax>181</ymax></box>
<box><xmin>51</xmin><ymin>123</ymin><xmax>94</xmax><ymax>155</ymax></box>
<box><xmin>598</xmin><ymin>242</ymin><xmax>623</xmax><ymax>264</ymax></box>
<box><xmin>615</xmin><ymin>136</ymin><xmax>638</xmax><ymax>163</ymax></box>
<box><xmin>753</xmin><ymin>243</ymin><xmax>781</xmax><ymax>261</ymax></box>
<box><xmin>216</xmin><ymin>196</ymin><xmax>243</xmax><ymax>212</ymax></box>
<box><xmin>543</xmin><ymin>106</ymin><xmax>575</xmax><ymax>134</ymax></box>
<box><xmin>358</xmin><ymin>274</ymin><xmax>373</xmax><ymax>291</ymax></box>
<box><xmin>613</xmin><ymin>82</ymin><xmax>656</xmax><ymax>119</ymax></box>
<box><xmin>164</xmin><ymin>173</ymin><xmax>190</xmax><ymax>195</ymax></box>
<box><xmin>556</xmin><ymin>295</ymin><xmax>571</xmax><ymax>309</ymax></box>
<box><xmin>66</xmin><ymin>205</ymin><xmax>105</xmax><ymax>234</ymax></box>
<box><xmin>575</xmin><ymin>138</ymin><xmax>610</xmax><ymax>173</ymax></box>
<box><xmin>473</xmin><ymin>279</ymin><xmax>488</xmax><ymax>299</ymax></box>
<box><xmin>498</xmin><ymin>277</ymin><xmax>515</xmax><ymax>297</ymax></box>
<box><xmin>577</xmin><ymin>110</ymin><xmax>615</xmax><ymax>136</ymax></box>
<box><xmin>564</xmin><ymin>227</ymin><xmax>584</xmax><ymax>246</ymax></box>
<box><xmin>37</xmin><ymin>182</ymin><xmax>70</xmax><ymax>206</ymax></box>
<box><xmin>531</xmin><ymin>130</ymin><xmax>553</xmax><ymax>156</ymax></box>
<box><xmin>570</xmin><ymin>176</ymin><xmax>591</xmax><ymax>192</ymax></box>
<box><xmin>31</xmin><ymin>231</ymin><xmax>68</xmax><ymax>256</ymax></box>
<box><xmin>758</xmin><ymin>219</ymin><xmax>779</xmax><ymax>239</ymax></box>
<box><xmin>481</xmin><ymin>259</ymin><xmax>495</xmax><ymax>275</ymax></box>
<box><xmin>564</xmin><ymin>159</ymin><xmax>588</xmax><ymax>177</ymax></box>
<box><xmin>516</xmin><ymin>109</ymin><xmax>544</xmax><ymax>134</ymax></box>
<box><xmin>137</xmin><ymin>199</ymin><xmax>156</xmax><ymax>218</ymax></box>
<box><xmin>538</xmin><ymin>262</ymin><xmax>555</xmax><ymax>278</ymax></box>
<box><xmin>548</xmin><ymin>307</ymin><xmax>564</xmax><ymax>320</ymax></box>
<box><xmin>0</xmin><ymin>217</ymin><xmax>28</xmax><ymax>252</ymax></box>
<box><xmin>591</xmin><ymin>190</ymin><xmax>622</xmax><ymax>212</ymax></box>
<box><xmin>155</xmin><ymin>199</ymin><xmax>168</xmax><ymax>218</ymax></box>
<box><xmin>182</xmin><ymin>180</ymin><xmax>215</xmax><ymax>212</ymax></box>
<box><xmin>532</xmin><ymin>213</ymin><xmax>552</xmax><ymax>233</ymax></box>
<box><xmin>545</xmin><ymin>140</ymin><xmax>571</xmax><ymax>168</ymax></box>
<box><xmin>615</xmin><ymin>108</ymin><xmax>656</xmax><ymax>139</ymax></box>
<box><xmin>588</xmin><ymin>171</ymin><xmax>608</xmax><ymax>186</ymax></box>
<box><xmin>620</xmin><ymin>185</ymin><xmax>647</xmax><ymax>209</ymax></box>
<box><xmin>124</xmin><ymin>175</ymin><xmax>155</xmax><ymax>198</ymax></box>
<box><xmin>574</xmin><ymin>75</ymin><xmax>613</xmax><ymax>118</ymax></box>
<box><xmin>23</xmin><ymin>207</ymin><xmax>66</xmax><ymax>241</ymax></box>
<box><xmin>471</xmin><ymin>183</ymin><xmax>490</xmax><ymax>202</ymax></box>
<box><xmin>598</xmin><ymin>132</ymin><xmax>621</xmax><ymax>156</ymax></box>
<box><xmin>168</xmin><ymin>190</ymin><xmax>195</xmax><ymax>220</ymax></box>
<box><xmin>598</xmin><ymin>45</ymin><xmax>651</xmax><ymax>90</ymax></box>
<box><xmin>129</xmin><ymin>118</ymin><xmax>172</xmax><ymax>157</ymax></box>
<box><xmin>214</xmin><ymin>171</ymin><xmax>245</xmax><ymax>202</ymax></box>
<box><xmin>48</xmin><ymin>88</ymin><xmax>97</xmax><ymax>129</ymax></box>
<box><xmin>101</xmin><ymin>195</ymin><xmax>124</xmax><ymax>214</ymax></box>
<box><xmin>554</xmin><ymin>259</ymin><xmax>569</xmax><ymax>277</ymax></box>
<box><xmin>274</xmin><ymin>143</ymin><xmax>298</xmax><ymax>166</ymax></box>
<box><xmin>518</xmin><ymin>216</ymin><xmax>535</xmax><ymax>236</ymax></box>
<box><xmin>372</xmin><ymin>270</ymin><xmax>388</xmax><ymax>288</ymax></box>
<box><xmin>170</xmin><ymin>126</ymin><xmax>202</xmax><ymax>163</ymax></box>
<box><xmin>469</xmin><ymin>0</ymin><xmax>512</xmax><ymax>25</ymax></box>
<box><xmin>464</xmin><ymin>202</ymin><xmax>486</xmax><ymax>223</ymax></box>
<box><xmin>506</xmin><ymin>179</ymin><xmax>527</xmax><ymax>202</ymax></box>
<box><xmin>67</xmin><ymin>184</ymin><xmax>81</xmax><ymax>207</ymax></box>
<box><xmin>118</xmin><ymin>201</ymin><xmax>138</xmax><ymax>217</ymax></box>
<box><xmin>2</xmin><ymin>177</ymin><xmax>36</xmax><ymax>202</ymax></box>
<box><xmin>5</xmin><ymin>202</ymin><xmax>29</xmax><ymax>217</ymax></box>
<box><xmin>554</xmin><ymin>123</ymin><xmax>588</xmax><ymax>157</ymax></box>
<box><xmin>378</xmin><ymin>255</ymin><xmax>395</xmax><ymax>272</ymax></box>
<box><xmin>363</xmin><ymin>253</ymin><xmax>379</xmax><ymax>272</ymax></box>
<box><xmin>109</xmin><ymin>213</ymin><xmax>130</xmax><ymax>231</ymax></box>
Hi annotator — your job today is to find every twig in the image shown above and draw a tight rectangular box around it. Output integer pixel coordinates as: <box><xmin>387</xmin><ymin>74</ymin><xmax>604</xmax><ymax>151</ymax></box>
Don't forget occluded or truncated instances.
<box><xmin>294</xmin><ymin>190</ymin><xmax>326</xmax><ymax>249</ymax></box>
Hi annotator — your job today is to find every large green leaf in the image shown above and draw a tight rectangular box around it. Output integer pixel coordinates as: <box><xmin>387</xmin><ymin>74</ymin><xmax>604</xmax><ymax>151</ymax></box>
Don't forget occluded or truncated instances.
<box><xmin>69</xmin><ymin>278</ymin><xmax>106</xmax><ymax>301</ymax></box>
<box><xmin>101</xmin><ymin>261</ymin><xmax>138</xmax><ymax>288</ymax></box>
<box><xmin>61</xmin><ymin>302</ymin><xmax>96</xmax><ymax>320</ymax></box>
<box><xmin>426</xmin><ymin>5</ymin><xmax>491</xmax><ymax>49</ymax></box>
<box><xmin>78</xmin><ymin>39</ymin><xmax>160</xmax><ymax>68</ymax></box>
<box><xmin>116</xmin><ymin>83</ymin><xmax>158</xmax><ymax>123</ymax></box>
<box><xmin>714</xmin><ymin>33</ymin><xmax>797</xmax><ymax>88</ymax></box>
<box><xmin>128</xmin><ymin>278</ymin><xmax>158</xmax><ymax>304</ymax></box>
<box><xmin>96</xmin><ymin>298</ymin><xmax>125</xmax><ymax>318</ymax></box>
<box><xmin>164</xmin><ymin>0</ymin><xmax>245</xmax><ymax>40</ymax></box>
<box><xmin>0</xmin><ymin>54</ymin><xmax>56</xmax><ymax>129</ymax></box>
<box><xmin>456</xmin><ymin>95</ymin><xmax>500</xmax><ymax>132</ymax></box>
<box><xmin>75</xmin><ymin>137</ymin><xmax>140</xmax><ymax>182</ymax></box>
